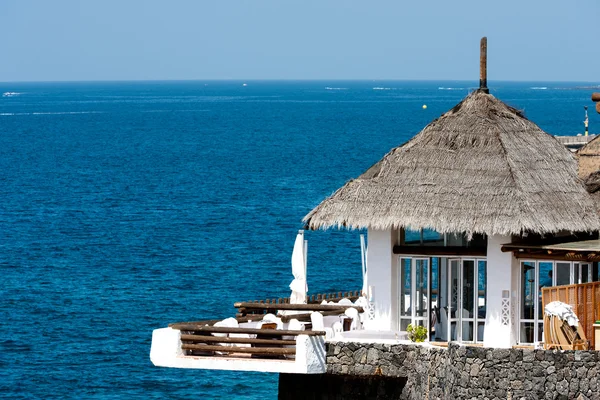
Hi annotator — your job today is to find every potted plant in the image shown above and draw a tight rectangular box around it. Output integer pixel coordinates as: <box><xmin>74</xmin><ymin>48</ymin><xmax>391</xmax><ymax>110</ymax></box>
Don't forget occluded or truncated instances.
<box><xmin>407</xmin><ymin>324</ymin><xmax>428</xmax><ymax>343</ymax></box>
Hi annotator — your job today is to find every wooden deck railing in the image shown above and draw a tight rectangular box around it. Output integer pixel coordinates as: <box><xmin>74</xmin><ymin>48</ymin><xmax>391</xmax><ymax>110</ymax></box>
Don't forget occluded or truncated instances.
<box><xmin>542</xmin><ymin>282</ymin><xmax>600</xmax><ymax>349</ymax></box>
<box><xmin>170</xmin><ymin>324</ymin><xmax>325</xmax><ymax>358</ymax></box>
<box><xmin>239</xmin><ymin>290</ymin><xmax>362</xmax><ymax>316</ymax></box>
<box><xmin>166</xmin><ymin>290</ymin><xmax>361</xmax><ymax>361</ymax></box>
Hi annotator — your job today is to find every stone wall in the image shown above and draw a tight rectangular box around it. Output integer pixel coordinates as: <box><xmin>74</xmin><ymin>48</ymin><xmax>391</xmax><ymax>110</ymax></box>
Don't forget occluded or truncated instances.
<box><xmin>322</xmin><ymin>342</ymin><xmax>600</xmax><ymax>399</ymax></box>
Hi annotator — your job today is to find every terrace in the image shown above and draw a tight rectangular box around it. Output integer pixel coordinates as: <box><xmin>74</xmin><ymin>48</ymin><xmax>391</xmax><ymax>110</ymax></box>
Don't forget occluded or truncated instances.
<box><xmin>150</xmin><ymin>291</ymin><xmax>373</xmax><ymax>374</ymax></box>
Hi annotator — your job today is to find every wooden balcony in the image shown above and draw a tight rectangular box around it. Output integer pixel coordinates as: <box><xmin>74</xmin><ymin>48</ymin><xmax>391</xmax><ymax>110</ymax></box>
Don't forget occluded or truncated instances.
<box><xmin>150</xmin><ymin>290</ymin><xmax>364</xmax><ymax>373</ymax></box>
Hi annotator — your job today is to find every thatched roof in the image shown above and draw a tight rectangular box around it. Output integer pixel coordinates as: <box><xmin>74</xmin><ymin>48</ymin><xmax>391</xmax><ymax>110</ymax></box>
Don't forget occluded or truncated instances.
<box><xmin>583</xmin><ymin>171</ymin><xmax>600</xmax><ymax>214</ymax></box>
<box><xmin>584</xmin><ymin>171</ymin><xmax>600</xmax><ymax>194</ymax></box>
<box><xmin>304</xmin><ymin>90</ymin><xmax>600</xmax><ymax>236</ymax></box>
<box><xmin>577</xmin><ymin>135</ymin><xmax>600</xmax><ymax>178</ymax></box>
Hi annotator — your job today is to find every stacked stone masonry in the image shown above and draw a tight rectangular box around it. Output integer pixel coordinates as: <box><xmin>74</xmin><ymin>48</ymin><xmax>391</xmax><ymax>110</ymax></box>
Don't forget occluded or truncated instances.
<box><xmin>326</xmin><ymin>342</ymin><xmax>600</xmax><ymax>400</ymax></box>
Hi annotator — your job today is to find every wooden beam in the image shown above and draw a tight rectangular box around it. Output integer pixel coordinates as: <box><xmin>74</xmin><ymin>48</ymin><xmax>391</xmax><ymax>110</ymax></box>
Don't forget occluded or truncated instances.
<box><xmin>280</xmin><ymin>309</ymin><xmax>347</xmax><ymax>323</ymax></box>
<box><xmin>393</xmin><ymin>245</ymin><xmax>486</xmax><ymax>256</ymax></box>
<box><xmin>480</xmin><ymin>37</ymin><xmax>488</xmax><ymax>93</ymax></box>
<box><xmin>510</xmin><ymin>251</ymin><xmax>600</xmax><ymax>261</ymax></box>
<box><xmin>234</xmin><ymin>302</ymin><xmax>363</xmax><ymax>313</ymax></box>
<box><xmin>168</xmin><ymin>314</ymin><xmax>278</xmax><ymax>329</ymax></box>
<box><xmin>512</xmin><ymin>252</ymin><xmax>569</xmax><ymax>260</ymax></box>
<box><xmin>180</xmin><ymin>335</ymin><xmax>296</xmax><ymax>346</ymax></box>
<box><xmin>181</xmin><ymin>344</ymin><xmax>295</xmax><ymax>355</ymax></box>
<box><xmin>170</xmin><ymin>325</ymin><xmax>326</xmax><ymax>336</ymax></box>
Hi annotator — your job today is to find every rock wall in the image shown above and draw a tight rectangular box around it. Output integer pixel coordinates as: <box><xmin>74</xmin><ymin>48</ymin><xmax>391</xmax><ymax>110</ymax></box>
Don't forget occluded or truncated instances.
<box><xmin>280</xmin><ymin>342</ymin><xmax>600</xmax><ymax>400</ymax></box>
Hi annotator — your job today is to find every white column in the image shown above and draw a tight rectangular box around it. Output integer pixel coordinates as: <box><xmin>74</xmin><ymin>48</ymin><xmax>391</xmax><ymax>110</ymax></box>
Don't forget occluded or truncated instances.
<box><xmin>364</xmin><ymin>228</ymin><xmax>394</xmax><ymax>331</ymax></box>
<box><xmin>483</xmin><ymin>234</ymin><xmax>516</xmax><ymax>348</ymax></box>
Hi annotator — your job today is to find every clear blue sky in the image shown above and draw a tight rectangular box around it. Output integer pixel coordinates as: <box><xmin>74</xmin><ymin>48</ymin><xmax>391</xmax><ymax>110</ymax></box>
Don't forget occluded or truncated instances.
<box><xmin>1</xmin><ymin>0</ymin><xmax>599</xmax><ymax>82</ymax></box>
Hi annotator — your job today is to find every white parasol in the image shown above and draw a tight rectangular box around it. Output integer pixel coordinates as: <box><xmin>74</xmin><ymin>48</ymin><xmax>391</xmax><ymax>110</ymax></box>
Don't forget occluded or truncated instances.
<box><xmin>289</xmin><ymin>230</ymin><xmax>307</xmax><ymax>304</ymax></box>
<box><xmin>360</xmin><ymin>234</ymin><xmax>368</xmax><ymax>296</ymax></box>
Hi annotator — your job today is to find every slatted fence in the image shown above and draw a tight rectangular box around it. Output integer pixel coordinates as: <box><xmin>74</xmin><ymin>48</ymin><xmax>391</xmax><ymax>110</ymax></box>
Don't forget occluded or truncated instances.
<box><xmin>542</xmin><ymin>282</ymin><xmax>600</xmax><ymax>349</ymax></box>
<box><xmin>169</xmin><ymin>324</ymin><xmax>325</xmax><ymax>359</ymax></box>
<box><xmin>239</xmin><ymin>290</ymin><xmax>362</xmax><ymax>316</ymax></box>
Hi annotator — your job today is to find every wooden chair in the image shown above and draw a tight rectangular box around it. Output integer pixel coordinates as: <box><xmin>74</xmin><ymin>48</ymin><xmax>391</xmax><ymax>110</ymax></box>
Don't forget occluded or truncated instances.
<box><xmin>544</xmin><ymin>315</ymin><xmax>589</xmax><ymax>350</ymax></box>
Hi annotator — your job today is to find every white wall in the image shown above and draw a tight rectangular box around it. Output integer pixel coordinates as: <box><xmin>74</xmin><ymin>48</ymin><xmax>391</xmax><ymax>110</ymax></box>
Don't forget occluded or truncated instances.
<box><xmin>510</xmin><ymin>254</ymin><xmax>521</xmax><ymax>345</ymax></box>
<box><xmin>483</xmin><ymin>234</ymin><xmax>516</xmax><ymax>348</ymax></box>
<box><xmin>150</xmin><ymin>328</ymin><xmax>326</xmax><ymax>374</ymax></box>
<box><xmin>364</xmin><ymin>228</ymin><xmax>394</xmax><ymax>331</ymax></box>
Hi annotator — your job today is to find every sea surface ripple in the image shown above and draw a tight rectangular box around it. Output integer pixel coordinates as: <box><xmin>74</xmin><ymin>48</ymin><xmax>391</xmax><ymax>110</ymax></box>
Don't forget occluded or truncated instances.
<box><xmin>0</xmin><ymin>80</ymin><xmax>596</xmax><ymax>399</ymax></box>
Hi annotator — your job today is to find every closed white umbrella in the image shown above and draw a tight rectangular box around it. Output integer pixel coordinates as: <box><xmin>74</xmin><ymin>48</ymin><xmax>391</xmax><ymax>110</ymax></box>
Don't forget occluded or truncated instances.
<box><xmin>289</xmin><ymin>230</ymin><xmax>307</xmax><ymax>304</ymax></box>
<box><xmin>360</xmin><ymin>234</ymin><xmax>368</xmax><ymax>296</ymax></box>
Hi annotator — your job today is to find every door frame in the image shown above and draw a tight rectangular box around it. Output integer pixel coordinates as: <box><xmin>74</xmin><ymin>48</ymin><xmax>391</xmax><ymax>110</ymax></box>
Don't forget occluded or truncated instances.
<box><xmin>447</xmin><ymin>257</ymin><xmax>486</xmax><ymax>343</ymax></box>
<box><xmin>396</xmin><ymin>256</ymin><xmax>430</xmax><ymax>333</ymax></box>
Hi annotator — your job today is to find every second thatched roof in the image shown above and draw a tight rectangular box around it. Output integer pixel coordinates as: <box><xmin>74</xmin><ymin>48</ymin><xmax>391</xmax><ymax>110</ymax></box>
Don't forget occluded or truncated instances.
<box><xmin>304</xmin><ymin>90</ymin><xmax>600</xmax><ymax>236</ymax></box>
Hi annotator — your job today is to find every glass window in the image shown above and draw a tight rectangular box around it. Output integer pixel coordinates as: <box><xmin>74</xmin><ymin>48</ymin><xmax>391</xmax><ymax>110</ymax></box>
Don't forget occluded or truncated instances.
<box><xmin>404</xmin><ymin>229</ymin><xmax>421</xmax><ymax>245</ymax></box>
<box><xmin>581</xmin><ymin>263</ymin><xmax>591</xmax><ymax>284</ymax></box>
<box><xmin>450</xmin><ymin>260</ymin><xmax>460</xmax><ymax>317</ymax></box>
<box><xmin>400</xmin><ymin>258</ymin><xmax>411</xmax><ymax>317</ymax></box>
<box><xmin>478</xmin><ymin>260</ymin><xmax>487</xmax><ymax>319</ymax></box>
<box><xmin>555</xmin><ymin>262</ymin><xmax>570</xmax><ymax>286</ymax></box>
<box><xmin>400</xmin><ymin>319</ymin><xmax>411</xmax><ymax>331</ymax></box>
<box><xmin>462</xmin><ymin>260</ymin><xmax>475</xmax><ymax>318</ymax></box>
<box><xmin>422</xmin><ymin>229</ymin><xmax>444</xmax><ymax>246</ymax></box>
<box><xmin>415</xmin><ymin>259</ymin><xmax>428</xmax><ymax>319</ymax></box>
<box><xmin>520</xmin><ymin>322</ymin><xmax>535</xmax><ymax>344</ymax></box>
<box><xmin>538</xmin><ymin>262</ymin><xmax>552</xmax><ymax>319</ymax></box>
<box><xmin>521</xmin><ymin>261</ymin><xmax>536</xmax><ymax>320</ymax></box>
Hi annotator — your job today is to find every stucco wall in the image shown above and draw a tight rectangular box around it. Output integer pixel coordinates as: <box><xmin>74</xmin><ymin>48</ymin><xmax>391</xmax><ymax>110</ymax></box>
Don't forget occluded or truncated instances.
<box><xmin>485</xmin><ymin>235</ymin><xmax>515</xmax><ymax>347</ymax></box>
<box><xmin>365</xmin><ymin>228</ymin><xmax>394</xmax><ymax>331</ymax></box>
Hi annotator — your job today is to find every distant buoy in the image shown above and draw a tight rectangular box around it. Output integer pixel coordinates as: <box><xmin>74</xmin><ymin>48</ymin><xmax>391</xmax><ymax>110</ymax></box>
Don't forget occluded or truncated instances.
<box><xmin>422</xmin><ymin>104</ymin><xmax>427</xmax><ymax>109</ymax></box>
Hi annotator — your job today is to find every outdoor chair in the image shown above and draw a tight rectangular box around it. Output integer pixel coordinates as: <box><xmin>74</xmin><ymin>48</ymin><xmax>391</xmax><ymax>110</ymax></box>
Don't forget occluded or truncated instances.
<box><xmin>283</xmin><ymin>318</ymin><xmax>304</xmax><ymax>358</ymax></box>
<box><xmin>544</xmin><ymin>314</ymin><xmax>588</xmax><ymax>350</ymax></box>
<box><xmin>310</xmin><ymin>312</ymin><xmax>333</xmax><ymax>339</ymax></box>
<box><xmin>212</xmin><ymin>317</ymin><xmax>240</xmax><ymax>354</ymax></box>
<box><xmin>344</xmin><ymin>308</ymin><xmax>360</xmax><ymax>330</ymax></box>
<box><xmin>332</xmin><ymin>321</ymin><xmax>343</xmax><ymax>338</ymax></box>
<box><xmin>262</xmin><ymin>313</ymin><xmax>283</xmax><ymax>330</ymax></box>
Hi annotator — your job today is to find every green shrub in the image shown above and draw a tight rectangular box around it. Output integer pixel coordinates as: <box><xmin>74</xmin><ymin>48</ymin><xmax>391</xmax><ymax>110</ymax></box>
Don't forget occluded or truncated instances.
<box><xmin>407</xmin><ymin>324</ymin><xmax>428</xmax><ymax>343</ymax></box>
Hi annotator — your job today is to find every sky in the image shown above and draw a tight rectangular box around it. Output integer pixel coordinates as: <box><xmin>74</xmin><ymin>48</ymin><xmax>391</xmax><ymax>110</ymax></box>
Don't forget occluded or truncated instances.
<box><xmin>1</xmin><ymin>0</ymin><xmax>599</xmax><ymax>82</ymax></box>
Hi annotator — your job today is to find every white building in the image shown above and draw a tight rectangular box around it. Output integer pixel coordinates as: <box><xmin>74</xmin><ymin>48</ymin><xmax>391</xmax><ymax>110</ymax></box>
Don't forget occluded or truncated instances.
<box><xmin>303</xmin><ymin>89</ymin><xmax>600</xmax><ymax>348</ymax></box>
<box><xmin>151</xmin><ymin>62</ymin><xmax>600</xmax><ymax>375</ymax></box>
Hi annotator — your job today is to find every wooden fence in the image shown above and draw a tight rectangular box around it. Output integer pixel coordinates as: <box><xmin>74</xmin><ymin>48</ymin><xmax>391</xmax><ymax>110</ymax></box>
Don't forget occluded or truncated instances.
<box><xmin>542</xmin><ymin>282</ymin><xmax>600</xmax><ymax>349</ymax></box>
<box><xmin>170</xmin><ymin>324</ymin><xmax>325</xmax><ymax>359</ymax></box>
<box><xmin>167</xmin><ymin>290</ymin><xmax>361</xmax><ymax>360</ymax></box>
<box><xmin>240</xmin><ymin>290</ymin><xmax>361</xmax><ymax>316</ymax></box>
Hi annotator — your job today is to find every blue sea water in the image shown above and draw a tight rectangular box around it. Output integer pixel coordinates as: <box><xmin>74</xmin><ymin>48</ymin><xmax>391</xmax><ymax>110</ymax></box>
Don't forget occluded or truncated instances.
<box><xmin>0</xmin><ymin>80</ymin><xmax>598</xmax><ymax>399</ymax></box>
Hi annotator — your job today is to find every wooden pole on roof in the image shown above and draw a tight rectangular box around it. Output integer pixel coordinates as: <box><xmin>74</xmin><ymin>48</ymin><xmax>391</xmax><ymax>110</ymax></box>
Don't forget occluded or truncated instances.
<box><xmin>584</xmin><ymin>106</ymin><xmax>589</xmax><ymax>136</ymax></box>
<box><xmin>480</xmin><ymin>37</ymin><xmax>489</xmax><ymax>94</ymax></box>
<box><xmin>593</xmin><ymin>93</ymin><xmax>600</xmax><ymax>114</ymax></box>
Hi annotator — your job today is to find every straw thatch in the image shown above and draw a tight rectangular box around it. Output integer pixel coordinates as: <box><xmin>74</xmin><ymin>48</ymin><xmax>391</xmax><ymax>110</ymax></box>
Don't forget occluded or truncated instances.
<box><xmin>577</xmin><ymin>135</ymin><xmax>600</xmax><ymax>178</ymax></box>
<box><xmin>584</xmin><ymin>171</ymin><xmax>600</xmax><ymax>194</ymax></box>
<box><xmin>583</xmin><ymin>171</ymin><xmax>600</xmax><ymax>214</ymax></box>
<box><xmin>304</xmin><ymin>90</ymin><xmax>600</xmax><ymax>236</ymax></box>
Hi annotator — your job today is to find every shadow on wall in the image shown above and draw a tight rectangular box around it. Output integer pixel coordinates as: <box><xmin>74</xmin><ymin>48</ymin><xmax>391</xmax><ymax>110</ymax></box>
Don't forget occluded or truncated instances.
<box><xmin>278</xmin><ymin>373</ymin><xmax>408</xmax><ymax>400</ymax></box>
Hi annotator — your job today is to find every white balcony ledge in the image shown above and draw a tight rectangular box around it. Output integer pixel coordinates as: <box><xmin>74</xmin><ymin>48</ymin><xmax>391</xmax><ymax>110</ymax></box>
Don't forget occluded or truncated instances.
<box><xmin>150</xmin><ymin>328</ymin><xmax>326</xmax><ymax>374</ymax></box>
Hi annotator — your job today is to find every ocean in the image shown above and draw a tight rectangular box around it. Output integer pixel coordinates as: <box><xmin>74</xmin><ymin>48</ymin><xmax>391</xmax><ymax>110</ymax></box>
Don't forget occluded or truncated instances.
<box><xmin>0</xmin><ymin>80</ymin><xmax>598</xmax><ymax>399</ymax></box>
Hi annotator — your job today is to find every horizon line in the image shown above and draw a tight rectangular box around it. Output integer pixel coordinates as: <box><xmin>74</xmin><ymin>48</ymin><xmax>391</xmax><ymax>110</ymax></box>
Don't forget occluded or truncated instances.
<box><xmin>2</xmin><ymin>78</ymin><xmax>600</xmax><ymax>85</ymax></box>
